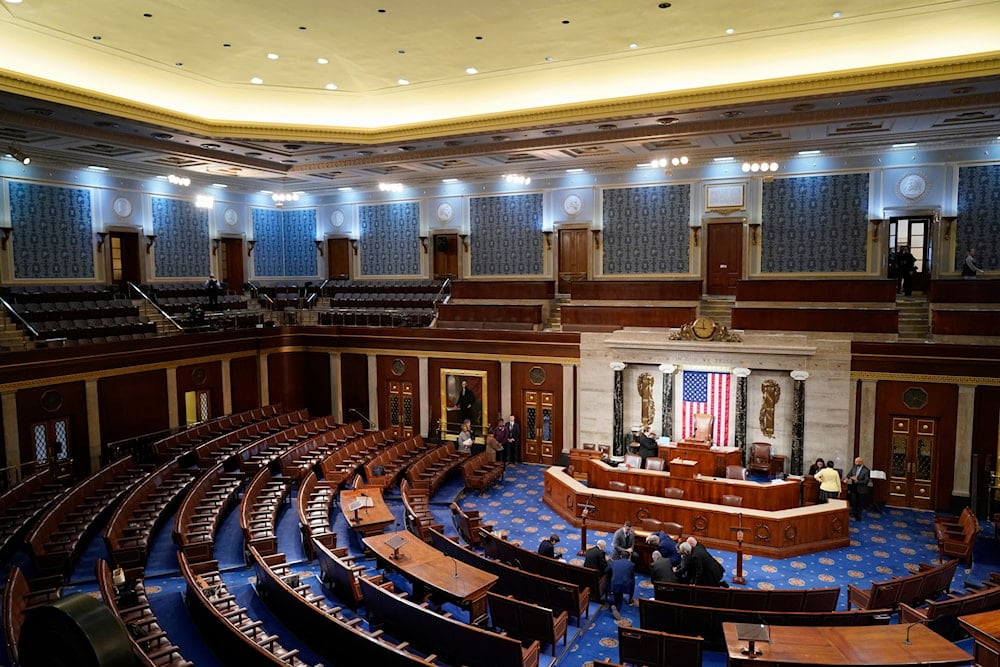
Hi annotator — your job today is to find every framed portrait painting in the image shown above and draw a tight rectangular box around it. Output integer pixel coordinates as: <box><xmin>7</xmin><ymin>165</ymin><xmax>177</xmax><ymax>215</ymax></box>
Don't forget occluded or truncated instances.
<box><xmin>440</xmin><ymin>369</ymin><xmax>488</xmax><ymax>443</ymax></box>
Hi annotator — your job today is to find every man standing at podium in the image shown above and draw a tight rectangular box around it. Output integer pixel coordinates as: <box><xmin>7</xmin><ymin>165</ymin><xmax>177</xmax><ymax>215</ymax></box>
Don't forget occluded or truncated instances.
<box><xmin>846</xmin><ymin>456</ymin><xmax>872</xmax><ymax>521</ymax></box>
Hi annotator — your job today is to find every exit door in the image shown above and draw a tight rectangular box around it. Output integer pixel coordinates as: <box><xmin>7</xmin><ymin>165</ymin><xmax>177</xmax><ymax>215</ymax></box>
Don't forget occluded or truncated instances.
<box><xmin>433</xmin><ymin>234</ymin><xmax>459</xmax><ymax>279</ymax></box>
<box><xmin>706</xmin><ymin>222</ymin><xmax>743</xmax><ymax>295</ymax></box>
<box><xmin>887</xmin><ymin>416</ymin><xmax>936</xmax><ymax>510</ymax></box>
<box><xmin>557</xmin><ymin>228</ymin><xmax>590</xmax><ymax>294</ymax></box>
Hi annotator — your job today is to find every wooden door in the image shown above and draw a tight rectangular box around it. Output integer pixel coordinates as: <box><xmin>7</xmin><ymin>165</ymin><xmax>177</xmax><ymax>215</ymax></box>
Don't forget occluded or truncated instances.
<box><xmin>432</xmin><ymin>234</ymin><xmax>458</xmax><ymax>279</ymax></box>
<box><xmin>557</xmin><ymin>228</ymin><xmax>589</xmax><ymax>294</ymax></box>
<box><xmin>522</xmin><ymin>389</ymin><xmax>555</xmax><ymax>465</ymax></box>
<box><xmin>386</xmin><ymin>380</ymin><xmax>415</xmax><ymax>439</ymax></box>
<box><xmin>327</xmin><ymin>238</ymin><xmax>351</xmax><ymax>279</ymax></box>
<box><xmin>887</xmin><ymin>416</ymin><xmax>935</xmax><ymax>510</ymax></box>
<box><xmin>109</xmin><ymin>231</ymin><xmax>142</xmax><ymax>287</ymax></box>
<box><xmin>220</xmin><ymin>238</ymin><xmax>244</xmax><ymax>291</ymax></box>
<box><xmin>706</xmin><ymin>222</ymin><xmax>743</xmax><ymax>295</ymax></box>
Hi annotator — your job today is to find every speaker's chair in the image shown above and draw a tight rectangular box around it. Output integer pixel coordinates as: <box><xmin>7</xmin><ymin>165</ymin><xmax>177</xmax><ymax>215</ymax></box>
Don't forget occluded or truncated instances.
<box><xmin>680</xmin><ymin>413</ymin><xmax>714</xmax><ymax>447</ymax></box>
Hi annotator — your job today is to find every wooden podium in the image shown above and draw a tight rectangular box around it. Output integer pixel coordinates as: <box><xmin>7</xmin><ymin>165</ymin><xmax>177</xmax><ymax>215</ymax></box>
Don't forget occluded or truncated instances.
<box><xmin>669</xmin><ymin>458</ymin><xmax>698</xmax><ymax>479</ymax></box>
<box><xmin>729</xmin><ymin>513</ymin><xmax>749</xmax><ymax>585</ymax></box>
<box><xmin>578</xmin><ymin>497</ymin><xmax>597</xmax><ymax>556</ymax></box>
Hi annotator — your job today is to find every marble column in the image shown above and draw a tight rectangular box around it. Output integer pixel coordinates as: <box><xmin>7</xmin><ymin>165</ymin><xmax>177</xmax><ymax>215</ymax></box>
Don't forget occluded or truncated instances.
<box><xmin>733</xmin><ymin>368</ymin><xmax>752</xmax><ymax>461</ymax></box>
<box><xmin>611</xmin><ymin>362</ymin><xmax>626</xmax><ymax>456</ymax></box>
<box><xmin>790</xmin><ymin>370</ymin><xmax>809</xmax><ymax>476</ymax></box>
<box><xmin>658</xmin><ymin>364</ymin><xmax>676</xmax><ymax>441</ymax></box>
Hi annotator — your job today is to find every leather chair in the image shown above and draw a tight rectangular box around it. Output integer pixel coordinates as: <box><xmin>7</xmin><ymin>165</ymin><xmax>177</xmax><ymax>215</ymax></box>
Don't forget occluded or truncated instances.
<box><xmin>722</xmin><ymin>494</ymin><xmax>743</xmax><ymax>507</ymax></box>
<box><xmin>681</xmin><ymin>413</ymin><xmax>714</xmax><ymax>447</ymax></box>
<box><xmin>608</xmin><ymin>480</ymin><xmax>627</xmax><ymax>492</ymax></box>
<box><xmin>627</xmin><ymin>484</ymin><xmax>647</xmax><ymax>495</ymax></box>
<box><xmin>640</xmin><ymin>518</ymin><xmax>664</xmax><ymax>533</ymax></box>
<box><xmin>747</xmin><ymin>442</ymin><xmax>773</xmax><ymax>476</ymax></box>
<box><xmin>663</xmin><ymin>487</ymin><xmax>684</xmax><ymax>500</ymax></box>
<box><xmin>663</xmin><ymin>521</ymin><xmax>684</xmax><ymax>538</ymax></box>
<box><xmin>645</xmin><ymin>457</ymin><xmax>666</xmax><ymax>471</ymax></box>
<box><xmin>725</xmin><ymin>465</ymin><xmax>747</xmax><ymax>480</ymax></box>
<box><xmin>624</xmin><ymin>454</ymin><xmax>643</xmax><ymax>469</ymax></box>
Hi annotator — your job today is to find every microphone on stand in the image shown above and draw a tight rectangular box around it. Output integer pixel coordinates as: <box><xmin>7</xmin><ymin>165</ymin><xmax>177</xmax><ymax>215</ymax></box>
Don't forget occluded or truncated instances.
<box><xmin>904</xmin><ymin>619</ymin><xmax>929</xmax><ymax>645</ymax></box>
<box><xmin>450</xmin><ymin>555</ymin><xmax>461</xmax><ymax>579</ymax></box>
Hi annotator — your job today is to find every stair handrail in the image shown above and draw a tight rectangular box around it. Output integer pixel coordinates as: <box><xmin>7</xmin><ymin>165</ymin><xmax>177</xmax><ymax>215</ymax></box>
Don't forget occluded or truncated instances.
<box><xmin>0</xmin><ymin>296</ymin><xmax>39</xmax><ymax>338</ymax></box>
<box><xmin>126</xmin><ymin>282</ymin><xmax>183</xmax><ymax>330</ymax></box>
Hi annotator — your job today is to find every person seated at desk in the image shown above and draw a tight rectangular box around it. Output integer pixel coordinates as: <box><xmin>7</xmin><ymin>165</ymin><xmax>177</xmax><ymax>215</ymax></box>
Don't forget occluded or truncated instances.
<box><xmin>537</xmin><ymin>533</ymin><xmax>561</xmax><ymax>559</ymax></box>
<box><xmin>637</xmin><ymin>425</ymin><xmax>659</xmax><ymax>467</ymax></box>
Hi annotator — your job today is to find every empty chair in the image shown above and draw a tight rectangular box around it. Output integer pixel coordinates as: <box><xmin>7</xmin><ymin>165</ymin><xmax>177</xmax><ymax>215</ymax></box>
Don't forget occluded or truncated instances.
<box><xmin>645</xmin><ymin>457</ymin><xmax>666</xmax><ymax>471</ymax></box>
<box><xmin>662</xmin><ymin>521</ymin><xmax>684</xmax><ymax>538</ymax></box>
<box><xmin>627</xmin><ymin>485</ymin><xmax>647</xmax><ymax>495</ymax></box>
<box><xmin>663</xmin><ymin>487</ymin><xmax>684</xmax><ymax>500</ymax></box>
<box><xmin>722</xmin><ymin>494</ymin><xmax>743</xmax><ymax>507</ymax></box>
<box><xmin>747</xmin><ymin>442</ymin><xmax>773</xmax><ymax>476</ymax></box>
<box><xmin>640</xmin><ymin>518</ymin><xmax>664</xmax><ymax>533</ymax></box>
<box><xmin>608</xmin><ymin>480</ymin><xmax>628</xmax><ymax>493</ymax></box>
<box><xmin>624</xmin><ymin>453</ymin><xmax>642</xmax><ymax>469</ymax></box>
<box><xmin>725</xmin><ymin>465</ymin><xmax>747</xmax><ymax>480</ymax></box>
<box><xmin>681</xmin><ymin>413</ymin><xmax>715</xmax><ymax>447</ymax></box>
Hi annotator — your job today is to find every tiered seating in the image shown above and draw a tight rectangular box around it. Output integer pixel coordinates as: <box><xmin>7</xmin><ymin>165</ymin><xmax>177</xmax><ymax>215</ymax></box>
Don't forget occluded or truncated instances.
<box><xmin>449</xmin><ymin>503</ymin><xmax>494</xmax><ymax>548</ymax></box>
<box><xmin>361</xmin><ymin>435</ymin><xmax>431</xmax><ymax>490</ymax></box>
<box><xmin>316</xmin><ymin>427</ymin><xmax>395</xmax><ymax>487</ymax></box>
<box><xmin>847</xmin><ymin>558</ymin><xmax>958</xmax><ymax>611</ymax></box>
<box><xmin>899</xmin><ymin>573</ymin><xmax>1000</xmax><ymax>640</ymax></box>
<box><xmin>239</xmin><ymin>469</ymin><xmax>290</xmax><ymax>543</ymax></box>
<box><xmin>297</xmin><ymin>473</ymin><xmax>338</xmax><ymax>559</ymax></box>
<box><xmin>487</xmin><ymin>592</ymin><xmax>568</xmax><ymax>657</ymax></box>
<box><xmin>3</xmin><ymin>565</ymin><xmax>62</xmax><ymax>667</ymax></box>
<box><xmin>317</xmin><ymin>279</ymin><xmax>443</xmax><ymax>327</ymax></box>
<box><xmin>460</xmin><ymin>451</ymin><xmax>504</xmax><ymax>491</ymax></box>
<box><xmin>25</xmin><ymin>456</ymin><xmax>147</xmax><ymax>580</ymax></box>
<box><xmin>172</xmin><ymin>463</ymin><xmax>245</xmax><ymax>562</ymax></box>
<box><xmin>279</xmin><ymin>420</ymin><xmax>363</xmax><ymax>481</ymax></box>
<box><xmin>404</xmin><ymin>443</ymin><xmax>467</xmax><ymax>496</ymax></box>
<box><xmin>935</xmin><ymin>506</ymin><xmax>979</xmax><ymax>565</ymax></box>
<box><xmin>192</xmin><ymin>409</ymin><xmax>311</xmax><ymax>468</ymax></box>
<box><xmin>0</xmin><ymin>467</ymin><xmax>72</xmax><ymax>560</ymax></box>
<box><xmin>95</xmin><ymin>559</ymin><xmax>193</xmax><ymax>667</ymax></box>
<box><xmin>653</xmin><ymin>579</ymin><xmax>840</xmax><ymax>611</ymax></box>
<box><xmin>616</xmin><ymin>626</ymin><xmax>703</xmax><ymax>667</ymax></box>
<box><xmin>150</xmin><ymin>281</ymin><xmax>246</xmax><ymax>314</ymax></box>
<box><xmin>153</xmin><ymin>404</ymin><xmax>283</xmax><ymax>460</ymax></box>
<box><xmin>401</xmin><ymin>480</ymin><xmax>444</xmax><ymax>542</ymax></box>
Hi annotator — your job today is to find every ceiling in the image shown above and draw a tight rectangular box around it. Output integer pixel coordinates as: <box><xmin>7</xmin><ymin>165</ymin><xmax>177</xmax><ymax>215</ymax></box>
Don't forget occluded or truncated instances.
<box><xmin>1</xmin><ymin>0</ymin><xmax>999</xmax><ymax>194</ymax></box>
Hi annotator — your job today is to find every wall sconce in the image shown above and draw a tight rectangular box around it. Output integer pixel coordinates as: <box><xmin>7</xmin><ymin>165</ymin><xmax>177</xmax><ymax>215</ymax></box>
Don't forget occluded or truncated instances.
<box><xmin>247</xmin><ymin>240</ymin><xmax>256</xmax><ymax>256</ymax></box>
<box><xmin>96</xmin><ymin>232</ymin><xmax>108</xmax><ymax>253</ymax></box>
<box><xmin>690</xmin><ymin>225</ymin><xmax>701</xmax><ymax>247</ymax></box>
<box><xmin>459</xmin><ymin>234</ymin><xmax>469</xmax><ymax>252</ymax></box>
<box><xmin>543</xmin><ymin>230</ymin><xmax>553</xmax><ymax>250</ymax></box>
<box><xmin>314</xmin><ymin>240</ymin><xmax>324</xmax><ymax>256</ymax></box>
<box><xmin>212</xmin><ymin>238</ymin><xmax>221</xmax><ymax>256</ymax></box>
<box><xmin>6</xmin><ymin>146</ymin><xmax>29</xmax><ymax>165</ymax></box>
<box><xmin>0</xmin><ymin>226</ymin><xmax>12</xmax><ymax>250</ymax></box>
<box><xmin>748</xmin><ymin>223</ymin><xmax>761</xmax><ymax>246</ymax></box>
<box><xmin>869</xmin><ymin>218</ymin><xmax>883</xmax><ymax>242</ymax></box>
<box><xmin>419</xmin><ymin>236</ymin><xmax>428</xmax><ymax>254</ymax></box>
<box><xmin>593</xmin><ymin>230</ymin><xmax>601</xmax><ymax>250</ymax></box>
<box><xmin>144</xmin><ymin>234</ymin><xmax>157</xmax><ymax>254</ymax></box>
<box><xmin>350</xmin><ymin>239</ymin><xmax>358</xmax><ymax>255</ymax></box>
<box><xmin>942</xmin><ymin>216</ymin><xmax>956</xmax><ymax>241</ymax></box>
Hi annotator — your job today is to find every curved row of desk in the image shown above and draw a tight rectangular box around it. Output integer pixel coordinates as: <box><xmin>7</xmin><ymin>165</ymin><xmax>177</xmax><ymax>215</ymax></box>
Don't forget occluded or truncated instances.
<box><xmin>543</xmin><ymin>464</ymin><xmax>850</xmax><ymax>558</ymax></box>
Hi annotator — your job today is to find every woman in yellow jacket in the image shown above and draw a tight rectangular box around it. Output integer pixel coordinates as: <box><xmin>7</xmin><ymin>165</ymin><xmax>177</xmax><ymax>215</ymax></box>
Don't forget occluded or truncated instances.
<box><xmin>814</xmin><ymin>459</ymin><xmax>842</xmax><ymax>502</ymax></box>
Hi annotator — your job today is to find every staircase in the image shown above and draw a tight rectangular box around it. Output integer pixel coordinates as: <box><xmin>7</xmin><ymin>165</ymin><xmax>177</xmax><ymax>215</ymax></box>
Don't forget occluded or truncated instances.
<box><xmin>544</xmin><ymin>294</ymin><xmax>571</xmax><ymax>332</ymax></box>
<box><xmin>897</xmin><ymin>295</ymin><xmax>930</xmax><ymax>341</ymax></box>
<box><xmin>699</xmin><ymin>295</ymin><xmax>735</xmax><ymax>328</ymax></box>
<box><xmin>0</xmin><ymin>312</ymin><xmax>29</xmax><ymax>352</ymax></box>
<box><xmin>137</xmin><ymin>301</ymin><xmax>180</xmax><ymax>336</ymax></box>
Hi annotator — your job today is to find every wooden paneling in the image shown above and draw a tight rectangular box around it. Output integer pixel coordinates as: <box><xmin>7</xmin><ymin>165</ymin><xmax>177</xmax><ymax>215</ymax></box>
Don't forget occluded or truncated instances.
<box><xmin>972</xmin><ymin>386</ymin><xmax>1000</xmax><ymax>517</ymax></box>
<box><xmin>851</xmin><ymin>342</ymin><xmax>1000</xmax><ymax>380</ymax></box>
<box><xmin>175</xmin><ymin>360</ymin><xmax>223</xmax><ymax>419</ymax></box>
<box><xmin>327</xmin><ymin>238</ymin><xmax>351</xmax><ymax>280</ymax></box>
<box><xmin>17</xmin><ymin>381</ymin><xmax>89</xmax><ymax>476</ymax></box>
<box><xmin>732</xmin><ymin>307</ymin><xmax>898</xmax><ymax>333</ymax></box>
<box><xmin>736</xmin><ymin>279</ymin><xmax>897</xmax><ymax>302</ymax></box>
<box><xmin>266</xmin><ymin>351</ymin><xmax>329</xmax><ymax>415</ymax></box>
<box><xmin>932</xmin><ymin>309</ymin><xmax>1000</xmax><ymax>336</ymax></box>
<box><xmin>229</xmin><ymin>355</ymin><xmax>260</xmax><ymax>413</ymax></box>
<box><xmin>561</xmin><ymin>305</ymin><xmax>697</xmax><ymax>332</ymax></box>
<box><xmin>450</xmin><ymin>280</ymin><xmax>554</xmax><ymax>300</ymax></box>
<box><xmin>511</xmin><ymin>360</ymin><xmax>564</xmax><ymax>463</ymax></box>
<box><xmin>98</xmin><ymin>371</ymin><xmax>169</xmax><ymax>460</ymax></box>
<box><xmin>436</xmin><ymin>303</ymin><xmax>542</xmax><ymax>328</ymax></box>
<box><xmin>428</xmin><ymin>358</ymin><xmax>500</xmax><ymax>440</ymax></box>
<box><xmin>929</xmin><ymin>278</ymin><xmax>1000</xmax><ymax>303</ymax></box>
<box><xmin>569</xmin><ymin>280</ymin><xmax>703</xmax><ymax>301</ymax></box>
<box><xmin>376</xmin><ymin>355</ymin><xmax>420</xmax><ymax>434</ymax></box>
<box><xmin>340</xmin><ymin>352</ymin><xmax>369</xmax><ymax>425</ymax></box>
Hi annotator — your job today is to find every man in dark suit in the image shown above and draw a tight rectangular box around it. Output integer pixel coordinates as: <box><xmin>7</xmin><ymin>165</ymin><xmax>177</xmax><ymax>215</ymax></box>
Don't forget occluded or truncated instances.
<box><xmin>637</xmin><ymin>426</ymin><xmax>658</xmax><ymax>467</ymax></box>
<box><xmin>537</xmin><ymin>533</ymin><xmax>560</xmax><ymax>559</ymax></box>
<box><xmin>649</xmin><ymin>550</ymin><xmax>677</xmax><ymax>584</ymax></box>
<box><xmin>677</xmin><ymin>536</ymin><xmax>726</xmax><ymax>586</ymax></box>
<box><xmin>505</xmin><ymin>414</ymin><xmax>520</xmax><ymax>464</ymax></box>
<box><xmin>456</xmin><ymin>380</ymin><xmax>476</xmax><ymax>424</ymax></box>
<box><xmin>608</xmin><ymin>553</ymin><xmax>636</xmax><ymax>618</ymax></box>
<box><xmin>584</xmin><ymin>539</ymin><xmax>610</xmax><ymax>604</ymax></box>
<box><xmin>846</xmin><ymin>456</ymin><xmax>872</xmax><ymax>520</ymax></box>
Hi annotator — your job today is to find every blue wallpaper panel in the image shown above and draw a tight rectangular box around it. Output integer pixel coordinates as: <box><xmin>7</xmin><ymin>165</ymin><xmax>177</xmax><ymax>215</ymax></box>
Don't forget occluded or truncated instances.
<box><xmin>956</xmin><ymin>165</ymin><xmax>1000</xmax><ymax>271</ymax></box>
<box><xmin>602</xmin><ymin>185</ymin><xmax>690</xmax><ymax>274</ymax></box>
<box><xmin>252</xmin><ymin>208</ymin><xmax>284</xmax><ymax>277</ymax></box>
<box><xmin>359</xmin><ymin>202</ymin><xmax>420</xmax><ymax>276</ymax></box>
<box><xmin>152</xmin><ymin>197</ymin><xmax>210</xmax><ymax>278</ymax></box>
<box><xmin>470</xmin><ymin>194</ymin><xmax>543</xmax><ymax>276</ymax></box>
<box><xmin>8</xmin><ymin>181</ymin><xmax>94</xmax><ymax>279</ymax></box>
<box><xmin>281</xmin><ymin>209</ymin><xmax>317</xmax><ymax>277</ymax></box>
<box><xmin>760</xmin><ymin>174</ymin><xmax>869</xmax><ymax>273</ymax></box>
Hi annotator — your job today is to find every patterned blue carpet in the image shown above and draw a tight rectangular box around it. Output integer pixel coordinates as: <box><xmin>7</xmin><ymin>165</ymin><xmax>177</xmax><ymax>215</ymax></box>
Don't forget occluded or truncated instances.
<box><xmin>10</xmin><ymin>462</ymin><xmax>992</xmax><ymax>667</ymax></box>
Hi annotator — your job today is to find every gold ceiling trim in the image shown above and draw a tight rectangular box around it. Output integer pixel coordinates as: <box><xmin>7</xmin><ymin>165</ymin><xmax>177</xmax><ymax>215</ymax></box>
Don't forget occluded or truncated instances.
<box><xmin>2</xmin><ymin>54</ymin><xmax>998</xmax><ymax>146</ymax></box>
<box><xmin>851</xmin><ymin>371</ymin><xmax>1000</xmax><ymax>387</ymax></box>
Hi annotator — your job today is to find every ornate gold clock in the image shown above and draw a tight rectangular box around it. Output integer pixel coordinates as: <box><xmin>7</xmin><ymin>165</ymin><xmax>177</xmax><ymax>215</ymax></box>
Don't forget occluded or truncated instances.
<box><xmin>692</xmin><ymin>316</ymin><xmax>717</xmax><ymax>340</ymax></box>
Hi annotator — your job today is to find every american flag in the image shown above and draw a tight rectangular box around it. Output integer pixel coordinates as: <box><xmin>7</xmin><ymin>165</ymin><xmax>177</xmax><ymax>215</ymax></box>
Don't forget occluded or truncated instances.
<box><xmin>681</xmin><ymin>370</ymin><xmax>731</xmax><ymax>446</ymax></box>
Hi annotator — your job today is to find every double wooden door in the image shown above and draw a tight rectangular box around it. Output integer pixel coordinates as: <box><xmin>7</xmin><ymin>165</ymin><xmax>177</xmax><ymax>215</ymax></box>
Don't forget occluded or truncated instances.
<box><xmin>887</xmin><ymin>416</ymin><xmax>936</xmax><ymax>510</ymax></box>
<box><xmin>522</xmin><ymin>389</ymin><xmax>555</xmax><ymax>465</ymax></box>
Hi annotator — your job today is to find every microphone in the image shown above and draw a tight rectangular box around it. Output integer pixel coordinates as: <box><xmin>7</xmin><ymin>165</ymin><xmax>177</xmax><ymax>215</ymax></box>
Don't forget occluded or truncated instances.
<box><xmin>450</xmin><ymin>555</ymin><xmax>460</xmax><ymax>579</ymax></box>
<box><xmin>904</xmin><ymin>619</ymin><xmax>928</xmax><ymax>645</ymax></box>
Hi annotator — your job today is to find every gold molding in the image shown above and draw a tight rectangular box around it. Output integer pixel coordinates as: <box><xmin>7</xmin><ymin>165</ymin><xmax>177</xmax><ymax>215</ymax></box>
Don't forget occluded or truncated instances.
<box><xmin>851</xmin><ymin>371</ymin><xmax>1000</xmax><ymax>387</ymax></box>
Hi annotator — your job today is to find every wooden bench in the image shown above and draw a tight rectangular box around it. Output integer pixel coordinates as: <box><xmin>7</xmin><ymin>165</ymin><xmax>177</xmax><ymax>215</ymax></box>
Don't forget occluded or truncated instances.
<box><xmin>935</xmin><ymin>506</ymin><xmax>979</xmax><ymax>565</ymax></box>
<box><xmin>360</xmin><ymin>576</ymin><xmax>539</xmax><ymax>667</ymax></box>
<box><xmin>450</xmin><ymin>503</ymin><xmax>494</xmax><ymax>547</ymax></box>
<box><xmin>461</xmin><ymin>451</ymin><xmax>504</xmax><ymax>491</ymax></box>
<box><xmin>899</xmin><ymin>576</ymin><xmax>1000</xmax><ymax>640</ymax></box>
<box><xmin>401</xmin><ymin>480</ymin><xmax>445</xmax><ymax>542</ymax></box>
<box><xmin>639</xmin><ymin>598</ymin><xmax>892</xmax><ymax>649</ymax></box>
<box><xmin>487</xmin><ymin>592</ymin><xmax>568</xmax><ymax>657</ymax></box>
<box><xmin>3</xmin><ymin>565</ymin><xmax>61</xmax><ymax>667</ymax></box>
<box><xmin>617</xmin><ymin>625</ymin><xmax>702</xmax><ymax>667</ymax></box>
<box><xmin>652</xmin><ymin>580</ymin><xmax>840</xmax><ymax>612</ymax></box>
<box><xmin>847</xmin><ymin>558</ymin><xmax>957</xmax><ymax>610</ymax></box>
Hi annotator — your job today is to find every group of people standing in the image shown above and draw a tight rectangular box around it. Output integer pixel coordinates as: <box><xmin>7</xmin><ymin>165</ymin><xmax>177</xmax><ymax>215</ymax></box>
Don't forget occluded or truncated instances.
<box><xmin>453</xmin><ymin>379</ymin><xmax>520</xmax><ymax>463</ymax></box>
<box><xmin>810</xmin><ymin>456</ymin><xmax>872</xmax><ymax>520</ymax></box>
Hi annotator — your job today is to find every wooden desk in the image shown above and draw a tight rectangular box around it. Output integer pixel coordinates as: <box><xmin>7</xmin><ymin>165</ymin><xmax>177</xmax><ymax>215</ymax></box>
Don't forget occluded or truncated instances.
<box><xmin>364</xmin><ymin>531</ymin><xmax>498</xmax><ymax>625</ymax></box>
<box><xmin>341</xmin><ymin>488</ymin><xmax>395</xmax><ymax>537</ymax></box>
<box><xmin>723</xmin><ymin>622</ymin><xmax>973</xmax><ymax>666</ymax></box>
<box><xmin>659</xmin><ymin>444</ymin><xmax>742</xmax><ymax>477</ymax></box>
<box><xmin>960</xmin><ymin>609</ymin><xmax>1000</xmax><ymax>667</ymax></box>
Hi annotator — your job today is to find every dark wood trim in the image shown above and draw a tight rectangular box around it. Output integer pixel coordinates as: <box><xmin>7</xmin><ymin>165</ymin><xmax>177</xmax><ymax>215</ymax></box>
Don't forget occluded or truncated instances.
<box><xmin>569</xmin><ymin>280</ymin><xmax>702</xmax><ymax>301</ymax></box>
<box><xmin>736</xmin><ymin>279</ymin><xmax>897</xmax><ymax>302</ymax></box>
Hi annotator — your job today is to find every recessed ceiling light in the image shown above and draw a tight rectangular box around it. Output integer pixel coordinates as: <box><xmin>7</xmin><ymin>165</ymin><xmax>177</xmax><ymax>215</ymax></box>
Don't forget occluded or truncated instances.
<box><xmin>397</xmin><ymin>79</ymin><xmax>410</xmax><ymax>85</ymax></box>
<box><xmin>713</xmin><ymin>157</ymin><xmax>735</xmax><ymax>162</ymax></box>
<box><xmin>725</xmin><ymin>27</ymin><xmax>735</xmax><ymax>35</ymax></box>
<box><xmin>442</xmin><ymin>178</ymin><xmax>459</xmax><ymax>183</ymax></box>
<box><xmin>629</xmin><ymin>43</ymin><xmax>638</xmax><ymax>49</ymax></box>
<box><xmin>544</xmin><ymin>56</ymin><xmax>554</xmax><ymax>62</ymax></box>
<box><xmin>566</xmin><ymin>168</ymin><xmax>584</xmax><ymax>173</ymax></box>
<box><xmin>798</xmin><ymin>150</ymin><xmax>821</xmax><ymax>155</ymax></box>
<box><xmin>892</xmin><ymin>142</ymin><xmax>917</xmax><ymax>148</ymax></box>
<box><xmin>5</xmin><ymin>0</ymin><xmax>25</xmax><ymax>4</ymax></box>
<box><xmin>267</xmin><ymin>53</ymin><xmax>279</xmax><ymax>60</ymax></box>
<box><xmin>317</xmin><ymin>57</ymin><xmax>329</xmax><ymax>65</ymax></box>
<box><xmin>338</xmin><ymin>187</ymin><xmax>353</xmax><ymax>191</ymax></box>
<box><xmin>832</xmin><ymin>11</ymin><xmax>842</xmax><ymax>18</ymax></box>
<box><xmin>211</xmin><ymin>183</ymin><xmax>228</xmax><ymax>188</ymax></box>
<box><xmin>250</xmin><ymin>77</ymin><xmax>263</xmax><ymax>85</ymax></box>
<box><xmin>325</xmin><ymin>83</ymin><xmax>338</xmax><ymax>90</ymax></box>
<box><xmin>465</xmin><ymin>67</ymin><xmax>478</xmax><ymax>75</ymax></box>
<box><xmin>87</xmin><ymin>165</ymin><xmax>108</xmax><ymax>171</ymax></box>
